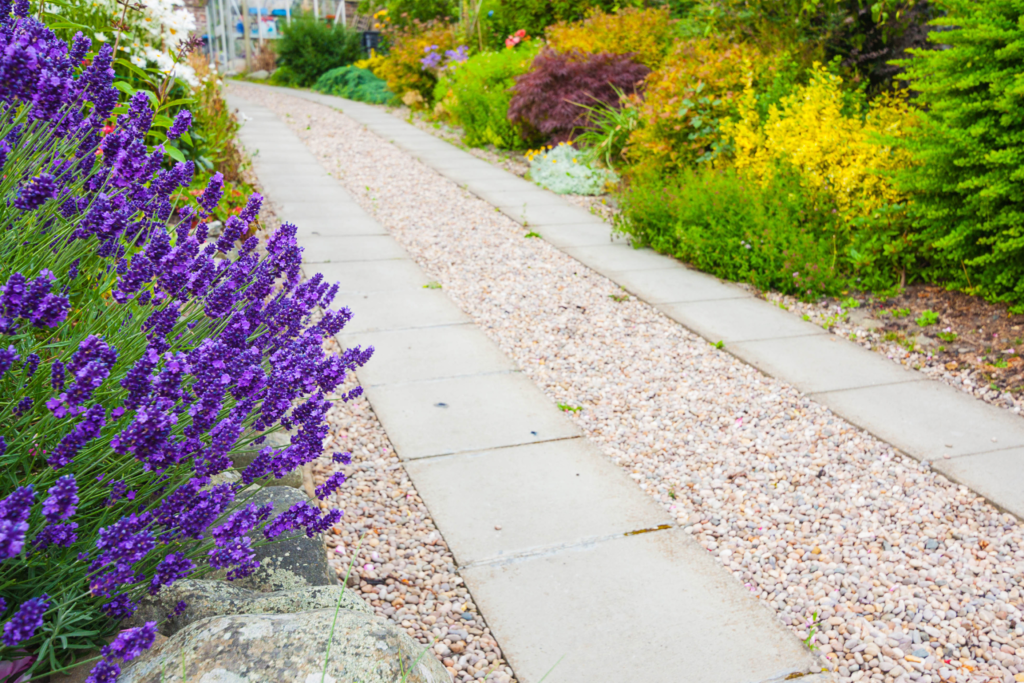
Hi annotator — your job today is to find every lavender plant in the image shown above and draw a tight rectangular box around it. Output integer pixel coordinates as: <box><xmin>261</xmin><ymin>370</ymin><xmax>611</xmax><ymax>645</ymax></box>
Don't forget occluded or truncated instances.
<box><xmin>0</xmin><ymin>6</ymin><xmax>371</xmax><ymax>681</ymax></box>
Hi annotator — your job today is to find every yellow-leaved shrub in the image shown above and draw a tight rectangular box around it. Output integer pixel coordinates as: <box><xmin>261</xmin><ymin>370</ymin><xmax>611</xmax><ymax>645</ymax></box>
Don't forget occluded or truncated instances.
<box><xmin>627</xmin><ymin>38</ymin><xmax>770</xmax><ymax>174</ymax></box>
<box><xmin>546</xmin><ymin>7</ymin><xmax>676</xmax><ymax>69</ymax></box>
<box><xmin>725</xmin><ymin>64</ymin><xmax>917</xmax><ymax>222</ymax></box>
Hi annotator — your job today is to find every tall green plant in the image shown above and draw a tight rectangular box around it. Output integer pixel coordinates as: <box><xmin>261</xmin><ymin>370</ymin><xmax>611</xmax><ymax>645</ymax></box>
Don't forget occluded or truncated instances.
<box><xmin>276</xmin><ymin>15</ymin><xmax>362</xmax><ymax>86</ymax></box>
<box><xmin>894</xmin><ymin>0</ymin><xmax>1024</xmax><ymax>308</ymax></box>
<box><xmin>434</xmin><ymin>42</ymin><xmax>539</xmax><ymax>148</ymax></box>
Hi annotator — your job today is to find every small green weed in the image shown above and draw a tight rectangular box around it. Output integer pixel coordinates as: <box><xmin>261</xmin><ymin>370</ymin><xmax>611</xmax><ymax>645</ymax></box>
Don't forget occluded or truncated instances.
<box><xmin>423</xmin><ymin>281</ymin><xmax>442</xmax><ymax>289</ymax></box>
<box><xmin>777</xmin><ymin>301</ymin><xmax>789</xmax><ymax>311</ymax></box>
<box><xmin>991</xmin><ymin>357</ymin><xmax>1008</xmax><ymax>368</ymax></box>
<box><xmin>937</xmin><ymin>330</ymin><xmax>958</xmax><ymax>342</ymax></box>
<box><xmin>916</xmin><ymin>310</ymin><xmax>940</xmax><ymax>326</ymax></box>
<box><xmin>668</xmin><ymin>488</ymin><xmax>676</xmax><ymax>500</ymax></box>
<box><xmin>524</xmin><ymin>231</ymin><xmax>541</xmax><ymax>238</ymax></box>
<box><xmin>890</xmin><ymin>307</ymin><xmax>912</xmax><ymax>318</ymax></box>
<box><xmin>557</xmin><ymin>403</ymin><xmax>582</xmax><ymax>413</ymax></box>
<box><xmin>609</xmin><ymin>293</ymin><xmax>629</xmax><ymax>302</ymax></box>
<box><xmin>712</xmin><ymin>340</ymin><xmax>725</xmax><ymax>349</ymax></box>
<box><xmin>839</xmin><ymin>297</ymin><xmax>860</xmax><ymax>310</ymax></box>
<box><xmin>802</xmin><ymin>314</ymin><xmax>811</xmax><ymax>322</ymax></box>
<box><xmin>803</xmin><ymin>610</ymin><xmax>821</xmax><ymax>651</ymax></box>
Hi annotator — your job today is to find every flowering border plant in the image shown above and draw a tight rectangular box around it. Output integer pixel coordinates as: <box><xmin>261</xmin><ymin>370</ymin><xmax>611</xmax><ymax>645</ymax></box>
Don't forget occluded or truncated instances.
<box><xmin>0</xmin><ymin>6</ymin><xmax>371</xmax><ymax>681</ymax></box>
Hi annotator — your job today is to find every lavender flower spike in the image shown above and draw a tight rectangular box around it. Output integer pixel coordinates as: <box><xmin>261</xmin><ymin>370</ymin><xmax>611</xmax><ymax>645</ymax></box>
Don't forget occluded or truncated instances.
<box><xmin>167</xmin><ymin>110</ymin><xmax>192</xmax><ymax>140</ymax></box>
<box><xmin>42</xmin><ymin>475</ymin><xmax>79</xmax><ymax>522</ymax></box>
<box><xmin>1</xmin><ymin>594</ymin><xmax>48</xmax><ymax>647</ymax></box>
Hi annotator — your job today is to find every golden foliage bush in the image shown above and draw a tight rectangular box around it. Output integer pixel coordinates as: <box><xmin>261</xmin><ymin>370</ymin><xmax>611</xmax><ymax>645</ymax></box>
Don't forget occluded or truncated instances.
<box><xmin>725</xmin><ymin>64</ymin><xmax>917</xmax><ymax>222</ymax></box>
<box><xmin>375</xmin><ymin>20</ymin><xmax>459</xmax><ymax>107</ymax></box>
<box><xmin>627</xmin><ymin>38</ymin><xmax>769</xmax><ymax>174</ymax></box>
<box><xmin>546</xmin><ymin>7</ymin><xmax>676</xmax><ymax>69</ymax></box>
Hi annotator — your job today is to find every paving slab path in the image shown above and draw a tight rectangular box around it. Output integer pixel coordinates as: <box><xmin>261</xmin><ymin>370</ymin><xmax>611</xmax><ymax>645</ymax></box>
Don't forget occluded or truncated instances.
<box><xmin>236</xmin><ymin>85</ymin><xmax>1024</xmax><ymax>523</ymax></box>
<box><xmin>225</xmin><ymin>90</ymin><xmax>830</xmax><ymax>683</ymax></box>
<box><xmin>226</xmin><ymin>83</ymin><xmax>1024</xmax><ymax>683</ymax></box>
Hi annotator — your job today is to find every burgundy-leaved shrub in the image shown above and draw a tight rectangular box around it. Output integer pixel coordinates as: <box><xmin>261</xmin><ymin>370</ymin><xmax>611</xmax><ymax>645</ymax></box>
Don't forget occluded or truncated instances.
<box><xmin>508</xmin><ymin>49</ymin><xmax>649</xmax><ymax>145</ymax></box>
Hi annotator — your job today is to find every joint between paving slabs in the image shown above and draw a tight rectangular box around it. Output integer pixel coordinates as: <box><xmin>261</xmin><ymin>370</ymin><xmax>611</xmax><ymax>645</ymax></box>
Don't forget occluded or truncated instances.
<box><xmin>454</xmin><ymin>524</ymin><xmax>676</xmax><ymax>572</ymax></box>
<box><xmin>393</xmin><ymin>434</ymin><xmax>586</xmax><ymax>464</ymax></box>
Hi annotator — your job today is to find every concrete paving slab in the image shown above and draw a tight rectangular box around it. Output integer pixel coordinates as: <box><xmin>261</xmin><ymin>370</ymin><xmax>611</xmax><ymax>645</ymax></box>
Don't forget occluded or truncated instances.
<box><xmin>405</xmin><ymin>439</ymin><xmax>669</xmax><ymax>565</ymax></box>
<box><xmin>341</xmin><ymin>323</ymin><xmax>516</xmax><ymax>386</ymax></box>
<box><xmin>498</xmin><ymin>202</ymin><xmax>596</xmax><ymax>227</ymax></box>
<box><xmin>728</xmin><ymin>335</ymin><xmax>919</xmax><ymax>394</ymax></box>
<box><xmin>297</xmin><ymin>235</ymin><xmax>408</xmax><ymax>263</ymax></box>
<box><xmin>531</xmin><ymin>222</ymin><xmax>623</xmax><ymax>248</ymax></box>
<box><xmin>287</xmin><ymin>214</ymin><xmax>388</xmax><ymax>237</ymax></box>
<box><xmin>460</xmin><ymin>530</ymin><xmax>823</xmax><ymax>683</ymax></box>
<box><xmin>472</xmin><ymin>189</ymin><xmax>569</xmax><ymax>208</ymax></box>
<box><xmin>658</xmin><ymin>298</ymin><xmax>829</xmax><ymax>344</ymax></box>
<box><xmin>563</xmin><ymin>244</ymin><xmax>679</xmax><ymax>276</ymax></box>
<box><xmin>314</xmin><ymin>259</ymin><xmax>430</xmax><ymax>292</ymax></box>
<box><xmin>932</xmin><ymin>448</ymin><xmax>1024</xmax><ymax>519</ymax></box>
<box><xmin>611</xmin><ymin>267</ymin><xmax>750</xmax><ymax>304</ymax></box>
<box><xmin>336</xmin><ymin>289</ymin><xmax>472</xmax><ymax>334</ymax></box>
<box><xmin>364</xmin><ymin>373</ymin><xmax>582</xmax><ymax>459</ymax></box>
<box><xmin>464</xmin><ymin>177</ymin><xmax>540</xmax><ymax>195</ymax></box>
<box><xmin>272</xmin><ymin>199</ymin><xmax>370</xmax><ymax>219</ymax></box>
<box><xmin>814</xmin><ymin>380</ymin><xmax>1024</xmax><ymax>460</ymax></box>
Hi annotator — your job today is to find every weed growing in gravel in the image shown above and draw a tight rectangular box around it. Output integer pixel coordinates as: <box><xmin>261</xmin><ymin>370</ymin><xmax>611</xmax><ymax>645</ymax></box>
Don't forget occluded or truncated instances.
<box><xmin>712</xmin><ymin>340</ymin><xmax>725</xmax><ymax>349</ymax></box>
<box><xmin>524</xmin><ymin>231</ymin><xmax>541</xmax><ymax>238</ymax></box>
<box><xmin>608</xmin><ymin>293</ymin><xmax>629</xmax><ymax>302</ymax></box>
<box><xmin>423</xmin><ymin>281</ymin><xmax>442</xmax><ymax>289</ymax></box>
<box><xmin>557</xmin><ymin>403</ymin><xmax>582</xmax><ymax>413</ymax></box>
<box><xmin>937</xmin><ymin>329</ymin><xmax>959</xmax><ymax>342</ymax></box>
<box><xmin>916</xmin><ymin>309</ymin><xmax>940</xmax><ymax>326</ymax></box>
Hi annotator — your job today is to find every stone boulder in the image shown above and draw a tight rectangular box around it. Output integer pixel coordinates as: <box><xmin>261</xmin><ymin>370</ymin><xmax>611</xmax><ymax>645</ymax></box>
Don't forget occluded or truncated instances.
<box><xmin>247</xmin><ymin>69</ymin><xmax>270</xmax><ymax>80</ymax></box>
<box><xmin>119</xmin><ymin>610</ymin><xmax>452</xmax><ymax>683</ymax></box>
<box><xmin>128</xmin><ymin>580</ymin><xmax>371</xmax><ymax>635</ymax></box>
<box><xmin>229</xmin><ymin>486</ymin><xmax>337</xmax><ymax>592</ymax></box>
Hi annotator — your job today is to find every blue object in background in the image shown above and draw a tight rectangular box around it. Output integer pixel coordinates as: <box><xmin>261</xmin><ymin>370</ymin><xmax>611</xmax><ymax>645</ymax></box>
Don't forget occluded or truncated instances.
<box><xmin>271</xmin><ymin>9</ymin><xmax>287</xmax><ymax>16</ymax></box>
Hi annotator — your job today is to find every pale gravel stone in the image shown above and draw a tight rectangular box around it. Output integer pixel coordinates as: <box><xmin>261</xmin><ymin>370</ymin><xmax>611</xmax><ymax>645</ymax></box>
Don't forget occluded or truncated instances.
<box><xmin>230</xmin><ymin>83</ymin><xmax>1024</xmax><ymax>683</ymax></box>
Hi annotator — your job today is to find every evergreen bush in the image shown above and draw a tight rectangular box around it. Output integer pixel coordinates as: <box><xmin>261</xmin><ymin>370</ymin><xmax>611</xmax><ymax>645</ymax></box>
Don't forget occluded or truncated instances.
<box><xmin>894</xmin><ymin>0</ymin><xmax>1024</xmax><ymax>308</ymax></box>
<box><xmin>275</xmin><ymin>15</ymin><xmax>362</xmax><ymax>87</ymax></box>
<box><xmin>314</xmin><ymin>65</ymin><xmax>394</xmax><ymax>104</ymax></box>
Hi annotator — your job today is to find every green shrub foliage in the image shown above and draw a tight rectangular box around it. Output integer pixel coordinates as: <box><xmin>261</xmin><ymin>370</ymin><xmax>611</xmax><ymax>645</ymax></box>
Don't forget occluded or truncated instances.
<box><xmin>488</xmin><ymin>0</ymin><xmax>633</xmax><ymax>41</ymax></box>
<box><xmin>314</xmin><ymin>65</ymin><xmax>394</xmax><ymax>103</ymax></box>
<box><xmin>434</xmin><ymin>43</ymin><xmax>540</xmax><ymax>149</ymax></box>
<box><xmin>275</xmin><ymin>16</ymin><xmax>362</xmax><ymax>87</ymax></box>
<box><xmin>616</xmin><ymin>167</ymin><xmax>845</xmax><ymax>297</ymax></box>
<box><xmin>896</xmin><ymin>0</ymin><xmax>1024</xmax><ymax>308</ymax></box>
<box><xmin>528</xmin><ymin>143</ymin><xmax>618</xmax><ymax>195</ymax></box>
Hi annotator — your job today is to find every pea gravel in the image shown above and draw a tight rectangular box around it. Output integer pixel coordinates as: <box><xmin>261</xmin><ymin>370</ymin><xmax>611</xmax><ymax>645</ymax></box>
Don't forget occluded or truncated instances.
<box><xmin>232</xmin><ymin>83</ymin><xmax>1024</xmax><ymax>683</ymax></box>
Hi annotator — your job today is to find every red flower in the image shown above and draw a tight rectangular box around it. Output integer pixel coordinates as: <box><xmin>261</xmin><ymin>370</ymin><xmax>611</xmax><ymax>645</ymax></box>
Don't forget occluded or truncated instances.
<box><xmin>102</xmin><ymin>125</ymin><xmax>114</xmax><ymax>135</ymax></box>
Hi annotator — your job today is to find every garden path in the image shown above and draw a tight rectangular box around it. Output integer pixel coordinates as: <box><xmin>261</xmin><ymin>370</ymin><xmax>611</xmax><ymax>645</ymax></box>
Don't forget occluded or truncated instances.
<box><xmin>225</xmin><ymin>88</ymin><xmax>829</xmax><ymax>683</ymax></box>
<box><xmin>242</xmin><ymin>84</ymin><xmax>1024</xmax><ymax>523</ymax></box>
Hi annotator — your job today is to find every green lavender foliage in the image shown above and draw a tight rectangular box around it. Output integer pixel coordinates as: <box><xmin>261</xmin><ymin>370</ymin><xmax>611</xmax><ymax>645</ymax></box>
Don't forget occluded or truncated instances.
<box><xmin>314</xmin><ymin>66</ymin><xmax>394</xmax><ymax>104</ymax></box>
<box><xmin>895</xmin><ymin>0</ymin><xmax>1024</xmax><ymax>309</ymax></box>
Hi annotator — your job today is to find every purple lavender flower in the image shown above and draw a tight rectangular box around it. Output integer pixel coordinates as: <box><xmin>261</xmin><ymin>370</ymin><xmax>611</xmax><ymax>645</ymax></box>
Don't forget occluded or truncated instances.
<box><xmin>50</xmin><ymin>359</ymin><xmax>65</xmax><ymax>391</ymax></box>
<box><xmin>33</xmin><ymin>522</ymin><xmax>78</xmax><ymax>549</ymax></box>
<box><xmin>238</xmin><ymin>192</ymin><xmax>263</xmax><ymax>224</ymax></box>
<box><xmin>2</xmin><ymin>594</ymin><xmax>48</xmax><ymax>646</ymax></box>
<box><xmin>0</xmin><ymin>598</ymin><xmax>5</xmax><ymax>614</ymax></box>
<box><xmin>333</xmin><ymin>451</ymin><xmax>352</xmax><ymax>465</ymax></box>
<box><xmin>212</xmin><ymin>504</ymin><xmax>272</xmax><ymax>547</ymax></box>
<box><xmin>148</xmin><ymin>552</ymin><xmax>194</xmax><ymax>595</ymax></box>
<box><xmin>0</xmin><ymin>486</ymin><xmax>34</xmax><ymax>561</ymax></box>
<box><xmin>69</xmin><ymin>31</ymin><xmax>91</xmax><ymax>64</ymax></box>
<box><xmin>167</xmin><ymin>110</ymin><xmax>192</xmax><ymax>140</ymax></box>
<box><xmin>198</xmin><ymin>172</ymin><xmax>224</xmax><ymax>213</ymax></box>
<box><xmin>12</xmin><ymin>0</ymin><xmax>28</xmax><ymax>18</ymax></box>
<box><xmin>84</xmin><ymin>660</ymin><xmax>120</xmax><ymax>683</ymax></box>
<box><xmin>264</xmin><ymin>501</ymin><xmax>342</xmax><ymax>540</ymax></box>
<box><xmin>42</xmin><ymin>475</ymin><xmax>78</xmax><ymax>521</ymax></box>
<box><xmin>315</xmin><ymin>471</ymin><xmax>347</xmax><ymax>500</ymax></box>
<box><xmin>103</xmin><ymin>622</ymin><xmax>157</xmax><ymax>662</ymax></box>
<box><xmin>0</xmin><ymin>346</ymin><xmax>19</xmax><ymax>380</ymax></box>
<box><xmin>173</xmin><ymin>600</ymin><xmax>187</xmax><ymax>615</ymax></box>
<box><xmin>13</xmin><ymin>397</ymin><xmax>32</xmax><ymax>417</ymax></box>
<box><xmin>14</xmin><ymin>173</ymin><xmax>57</xmax><ymax>210</ymax></box>
<box><xmin>23</xmin><ymin>352</ymin><xmax>39</xmax><ymax>379</ymax></box>
<box><xmin>47</xmin><ymin>404</ymin><xmax>106</xmax><ymax>468</ymax></box>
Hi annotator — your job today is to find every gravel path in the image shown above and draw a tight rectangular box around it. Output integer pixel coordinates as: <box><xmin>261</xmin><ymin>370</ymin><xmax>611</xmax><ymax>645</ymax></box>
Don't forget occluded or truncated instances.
<box><xmin>233</xmin><ymin>83</ymin><xmax>1024</xmax><ymax>683</ymax></box>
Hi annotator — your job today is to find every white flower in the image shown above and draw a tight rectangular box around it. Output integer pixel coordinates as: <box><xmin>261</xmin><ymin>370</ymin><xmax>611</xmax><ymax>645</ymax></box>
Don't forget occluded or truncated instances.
<box><xmin>94</xmin><ymin>32</ymin><xmax>108</xmax><ymax>42</ymax></box>
<box><xmin>130</xmin><ymin>54</ymin><xmax>147</xmax><ymax>67</ymax></box>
